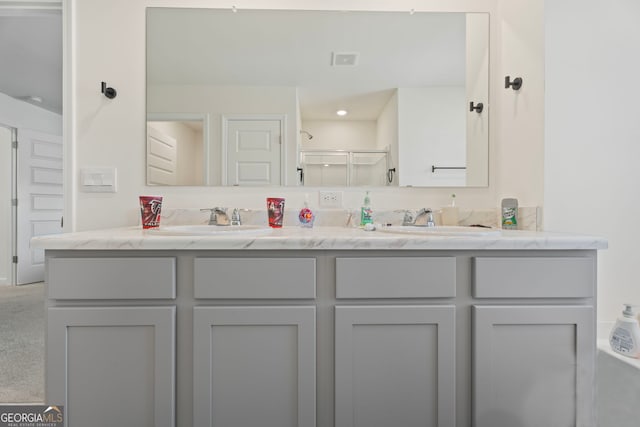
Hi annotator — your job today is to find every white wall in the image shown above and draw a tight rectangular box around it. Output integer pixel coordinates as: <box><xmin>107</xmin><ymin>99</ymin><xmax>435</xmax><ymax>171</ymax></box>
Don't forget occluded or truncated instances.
<box><xmin>67</xmin><ymin>0</ymin><xmax>547</xmax><ymax>230</ymax></box>
<box><xmin>376</xmin><ymin>91</ymin><xmax>399</xmax><ymax>185</ymax></box>
<box><xmin>465</xmin><ymin>13</ymin><xmax>490</xmax><ymax>187</ymax></box>
<box><xmin>544</xmin><ymin>0</ymin><xmax>640</xmax><ymax>323</ymax></box>
<box><xmin>0</xmin><ymin>92</ymin><xmax>62</xmax><ymax>135</ymax></box>
<box><xmin>300</xmin><ymin>120</ymin><xmax>377</xmax><ymax>151</ymax></box>
<box><xmin>495</xmin><ymin>0</ymin><xmax>544</xmax><ymax>207</ymax></box>
<box><xmin>398</xmin><ymin>86</ymin><xmax>466</xmax><ymax>187</ymax></box>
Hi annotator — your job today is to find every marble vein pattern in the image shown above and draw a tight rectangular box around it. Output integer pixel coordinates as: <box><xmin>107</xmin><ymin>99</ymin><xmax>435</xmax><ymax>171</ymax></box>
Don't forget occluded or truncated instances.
<box><xmin>32</xmin><ymin>225</ymin><xmax>607</xmax><ymax>251</ymax></box>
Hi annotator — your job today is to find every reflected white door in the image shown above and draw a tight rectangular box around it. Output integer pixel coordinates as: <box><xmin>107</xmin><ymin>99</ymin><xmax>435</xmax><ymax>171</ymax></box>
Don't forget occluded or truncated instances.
<box><xmin>225</xmin><ymin>118</ymin><xmax>282</xmax><ymax>186</ymax></box>
<box><xmin>147</xmin><ymin>125</ymin><xmax>178</xmax><ymax>185</ymax></box>
<box><xmin>17</xmin><ymin>129</ymin><xmax>63</xmax><ymax>284</ymax></box>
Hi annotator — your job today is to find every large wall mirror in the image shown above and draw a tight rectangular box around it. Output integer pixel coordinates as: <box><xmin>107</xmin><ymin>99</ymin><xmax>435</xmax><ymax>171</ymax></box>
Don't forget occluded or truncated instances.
<box><xmin>146</xmin><ymin>8</ymin><xmax>489</xmax><ymax>187</ymax></box>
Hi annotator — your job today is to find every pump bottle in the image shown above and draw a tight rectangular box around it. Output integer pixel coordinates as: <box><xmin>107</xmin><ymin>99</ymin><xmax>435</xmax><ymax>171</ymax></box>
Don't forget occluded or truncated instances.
<box><xmin>360</xmin><ymin>191</ymin><xmax>373</xmax><ymax>226</ymax></box>
<box><xmin>609</xmin><ymin>304</ymin><xmax>640</xmax><ymax>358</ymax></box>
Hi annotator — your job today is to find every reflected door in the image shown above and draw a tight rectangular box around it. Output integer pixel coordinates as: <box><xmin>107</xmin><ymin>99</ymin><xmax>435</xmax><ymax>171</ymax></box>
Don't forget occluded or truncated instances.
<box><xmin>224</xmin><ymin>118</ymin><xmax>282</xmax><ymax>186</ymax></box>
<box><xmin>147</xmin><ymin>125</ymin><xmax>178</xmax><ymax>185</ymax></box>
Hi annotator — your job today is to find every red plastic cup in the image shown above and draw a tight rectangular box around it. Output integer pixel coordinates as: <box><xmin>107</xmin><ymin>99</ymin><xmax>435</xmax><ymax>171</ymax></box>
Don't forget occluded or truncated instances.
<box><xmin>139</xmin><ymin>196</ymin><xmax>163</xmax><ymax>229</ymax></box>
<box><xmin>267</xmin><ymin>197</ymin><xmax>285</xmax><ymax>228</ymax></box>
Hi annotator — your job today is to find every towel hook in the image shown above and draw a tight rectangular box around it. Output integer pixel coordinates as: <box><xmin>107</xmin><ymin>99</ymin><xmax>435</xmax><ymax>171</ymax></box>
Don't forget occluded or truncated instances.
<box><xmin>505</xmin><ymin>76</ymin><xmax>523</xmax><ymax>91</ymax></box>
<box><xmin>469</xmin><ymin>102</ymin><xmax>484</xmax><ymax>113</ymax></box>
<box><xmin>101</xmin><ymin>81</ymin><xmax>117</xmax><ymax>99</ymax></box>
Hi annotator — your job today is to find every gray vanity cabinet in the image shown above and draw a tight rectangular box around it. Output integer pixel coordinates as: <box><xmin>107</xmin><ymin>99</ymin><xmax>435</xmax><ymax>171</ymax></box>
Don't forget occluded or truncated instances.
<box><xmin>43</xmin><ymin>249</ymin><xmax>599</xmax><ymax>427</ymax></box>
<box><xmin>472</xmin><ymin>305</ymin><xmax>594</xmax><ymax>427</ymax></box>
<box><xmin>472</xmin><ymin>256</ymin><xmax>597</xmax><ymax>427</ymax></box>
<box><xmin>335</xmin><ymin>305</ymin><xmax>456</xmax><ymax>427</ymax></box>
<box><xmin>193</xmin><ymin>306</ymin><xmax>316</xmax><ymax>427</ymax></box>
<box><xmin>193</xmin><ymin>257</ymin><xmax>317</xmax><ymax>427</ymax></box>
<box><xmin>334</xmin><ymin>257</ymin><xmax>457</xmax><ymax>427</ymax></box>
<box><xmin>45</xmin><ymin>256</ymin><xmax>177</xmax><ymax>427</ymax></box>
<box><xmin>47</xmin><ymin>306</ymin><xmax>176</xmax><ymax>427</ymax></box>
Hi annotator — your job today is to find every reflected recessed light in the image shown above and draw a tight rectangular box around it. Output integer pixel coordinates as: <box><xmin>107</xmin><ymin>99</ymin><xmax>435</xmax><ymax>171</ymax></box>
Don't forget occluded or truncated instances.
<box><xmin>324</xmin><ymin>164</ymin><xmax>330</xmax><ymax>167</ymax></box>
<box><xmin>336</xmin><ymin>110</ymin><xmax>348</xmax><ymax>116</ymax></box>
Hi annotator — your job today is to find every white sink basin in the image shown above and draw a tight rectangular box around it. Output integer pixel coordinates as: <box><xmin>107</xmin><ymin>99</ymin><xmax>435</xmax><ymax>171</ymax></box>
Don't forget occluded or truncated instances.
<box><xmin>377</xmin><ymin>225</ymin><xmax>501</xmax><ymax>237</ymax></box>
<box><xmin>147</xmin><ymin>224</ymin><xmax>272</xmax><ymax>236</ymax></box>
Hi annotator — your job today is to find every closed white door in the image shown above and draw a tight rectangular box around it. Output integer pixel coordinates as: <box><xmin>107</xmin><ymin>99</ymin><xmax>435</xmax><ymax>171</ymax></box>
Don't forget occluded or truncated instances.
<box><xmin>225</xmin><ymin>118</ymin><xmax>282</xmax><ymax>186</ymax></box>
<box><xmin>147</xmin><ymin>125</ymin><xmax>177</xmax><ymax>185</ymax></box>
<box><xmin>17</xmin><ymin>129</ymin><xmax>63</xmax><ymax>284</ymax></box>
<box><xmin>0</xmin><ymin>125</ymin><xmax>12</xmax><ymax>285</ymax></box>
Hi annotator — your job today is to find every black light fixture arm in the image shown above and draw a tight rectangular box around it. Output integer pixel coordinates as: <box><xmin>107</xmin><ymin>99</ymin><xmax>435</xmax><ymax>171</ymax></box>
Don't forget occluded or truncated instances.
<box><xmin>469</xmin><ymin>102</ymin><xmax>484</xmax><ymax>113</ymax></box>
<box><xmin>505</xmin><ymin>76</ymin><xmax>523</xmax><ymax>90</ymax></box>
<box><xmin>101</xmin><ymin>81</ymin><xmax>117</xmax><ymax>99</ymax></box>
<box><xmin>387</xmin><ymin>168</ymin><xmax>396</xmax><ymax>184</ymax></box>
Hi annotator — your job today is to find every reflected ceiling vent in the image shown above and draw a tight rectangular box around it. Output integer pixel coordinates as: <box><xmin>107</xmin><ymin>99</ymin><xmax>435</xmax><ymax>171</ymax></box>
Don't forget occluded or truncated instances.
<box><xmin>331</xmin><ymin>52</ymin><xmax>359</xmax><ymax>66</ymax></box>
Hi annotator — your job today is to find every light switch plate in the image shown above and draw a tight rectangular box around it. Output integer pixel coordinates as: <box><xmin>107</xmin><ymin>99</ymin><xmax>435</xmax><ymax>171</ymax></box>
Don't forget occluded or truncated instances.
<box><xmin>80</xmin><ymin>167</ymin><xmax>117</xmax><ymax>193</ymax></box>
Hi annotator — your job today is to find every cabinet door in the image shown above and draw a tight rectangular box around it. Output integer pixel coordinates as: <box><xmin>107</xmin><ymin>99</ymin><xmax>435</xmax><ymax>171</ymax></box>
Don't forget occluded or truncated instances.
<box><xmin>47</xmin><ymin>307</ymin><xmax>175</xmax><ymax>427</ymax></box>
<box><xmin>473</xmin><ymin>305</ymin><xmax>594</xmax><ymax>427</ymax></box>
<box><xmin>335</xmin><ymin>305</ymin><xmax>456</xmax><ymax>427</ymax></box>
<box><xmin>194</xmin><ymin>306</ymin><xmax>316</xmax><ymax>427</ymax></box>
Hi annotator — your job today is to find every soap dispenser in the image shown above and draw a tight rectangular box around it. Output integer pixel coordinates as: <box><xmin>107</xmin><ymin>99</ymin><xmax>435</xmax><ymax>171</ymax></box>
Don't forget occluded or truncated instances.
<box><xmin>609</xmin><ymin>304</ymin><xmax>640</xmax><ymax>358</ymax></box>
<box><xmin>298</xmin><ymin>194</ymin><xmax>315</xmax><ymax>228</ymax></box>
<box><xmin>441</xmin><ymin>193</ymin><xmax>459</xmax><ymax>226</ymax></box>
<box><xmin>360</xmin><ymin>191</ymin><xmax>373</xmax><ymax>226</ymax></box>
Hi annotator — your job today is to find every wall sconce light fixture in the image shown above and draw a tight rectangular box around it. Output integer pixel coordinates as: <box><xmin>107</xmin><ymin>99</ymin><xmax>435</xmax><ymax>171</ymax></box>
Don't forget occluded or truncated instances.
<box><xmin>101</xmin><ymin>82</ymin><xmax>117</xmax><ymax>99</ymax></box>
<box><xmin>505</xmin><ymin>76</ymin><xmax>523</xmax><ymax>90</ymax></box>
<box><xmin>469</xmin><ymin>102</ymin><xmax>484</xmax><ymax>113</ymax></box>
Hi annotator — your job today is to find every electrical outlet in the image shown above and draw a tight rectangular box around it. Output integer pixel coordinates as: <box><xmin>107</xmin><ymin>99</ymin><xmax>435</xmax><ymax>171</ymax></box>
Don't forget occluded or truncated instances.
<box><xmin>319</xmin><ymin>191</ymin><xmax>343</xmax><ymax>208</ymax></box>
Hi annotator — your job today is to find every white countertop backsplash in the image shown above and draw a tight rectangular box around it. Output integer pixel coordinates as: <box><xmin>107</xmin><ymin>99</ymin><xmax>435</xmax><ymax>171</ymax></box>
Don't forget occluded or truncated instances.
<box><xmin>32</xmin><ymin>205</ymin><xmax>606</xmax><ymax>251</ymax></box>
<box><xmin>161</xmin><ymin>206</ymin><xmax>541</xmax><ymax>230</ymax></box>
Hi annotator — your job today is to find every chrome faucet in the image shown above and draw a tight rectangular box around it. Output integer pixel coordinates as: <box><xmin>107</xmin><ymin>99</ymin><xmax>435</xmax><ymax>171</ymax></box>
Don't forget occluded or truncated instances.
<box><xmin>230</xmin><ymin>208</ymin><xmax>242</xmax><ymax>226</ymax></box>
<box><xmin>403</xmin><ymin>208</ymin><xmax>436</xmax><ymax>227</ymax></box>
<box><xmin>201</xmin><ymin>207</ymin><xmax>230</xmax><ymax>226</ymax></box>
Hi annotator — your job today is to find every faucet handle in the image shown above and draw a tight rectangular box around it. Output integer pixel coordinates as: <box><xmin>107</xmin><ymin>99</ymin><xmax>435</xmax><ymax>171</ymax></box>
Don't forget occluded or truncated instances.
<box><xmin>231</xmin><ymin>208</ymin><xmax>242</xmax><ymax>226</ymax></box>
<box><xmin>396</xmin><ymin>209</ymin><xmax>415</xmax><ymax>226</ymax></box>
<box><xmin>200</xmin><ymin>207</ymin><xmax>229</xmax><ymax>225</ymax></box>
<box><xmin>200</xmin><ymin>207</ymin><xmax>227</xmax><ymax>214</ymax></box>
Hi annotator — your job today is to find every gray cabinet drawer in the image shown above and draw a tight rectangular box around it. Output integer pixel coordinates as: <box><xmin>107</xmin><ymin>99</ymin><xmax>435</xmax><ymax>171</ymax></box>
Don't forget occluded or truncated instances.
<box><xmin>194</xmin><ymin>258</ymin><xmax>316</xmax><ymax>299</ymax></box>
<box><xmin>473</xmin><ymin>257</ymin><xmax>595</xmax><ymax>298</ymax></box>
<box><xmin>336</xmin><ymin>257</ymin><xmax>456</xmax><ymax>299</ymax></box>
<box><xmin>48</xmin><ymin>257</ymin><xmax>176</xmax><ymax>299</ymax></box>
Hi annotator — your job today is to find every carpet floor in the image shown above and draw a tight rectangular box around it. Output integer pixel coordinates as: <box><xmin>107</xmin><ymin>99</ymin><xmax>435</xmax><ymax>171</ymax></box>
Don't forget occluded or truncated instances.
<box><xmin>0</xmin><ymin>283</ymin><xmax>44</xmax><ymax>404</ymax></box>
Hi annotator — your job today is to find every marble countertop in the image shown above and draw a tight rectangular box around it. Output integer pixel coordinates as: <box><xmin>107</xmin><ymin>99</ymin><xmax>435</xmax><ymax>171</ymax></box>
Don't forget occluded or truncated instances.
<box><xmin>31</xmin><ymin>226</ymin><xmax>608</xmax><ymax>251</ymax></box>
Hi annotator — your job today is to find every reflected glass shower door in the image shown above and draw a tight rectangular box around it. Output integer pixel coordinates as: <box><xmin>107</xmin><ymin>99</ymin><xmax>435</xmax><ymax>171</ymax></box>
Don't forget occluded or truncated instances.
<box><xmin>350</xmin><ymin>152</ymin><xmax>388</xmax><ymax>186</ymax></box>
<box><xmin>300</xmin><ymin>152</ymin><xmax>349</xmax><ymax>186</ymax></box>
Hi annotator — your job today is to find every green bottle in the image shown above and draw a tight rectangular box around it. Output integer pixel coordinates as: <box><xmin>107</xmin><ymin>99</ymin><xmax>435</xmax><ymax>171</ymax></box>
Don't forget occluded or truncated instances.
<box><xmin>360</xmin><ymin>191</ymin><xmax>373</xmax><ymax>226</ymax></box>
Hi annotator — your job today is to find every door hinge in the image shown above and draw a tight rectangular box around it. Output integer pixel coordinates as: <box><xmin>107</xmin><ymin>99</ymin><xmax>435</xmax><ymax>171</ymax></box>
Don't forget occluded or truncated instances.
<box><xmin>12</xmin><ymin>256</ymin><xmax>18</xmax><ymax>264</ymax></box>
<box><xmin>11</xmin><ymin>198</ymin><xmax>17</xmax><ymax>207</ymax></box>
<box><xmin>12</xmin><ymin>140</ymin><xmax>18</xmax><ymax>149</ymax></box>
